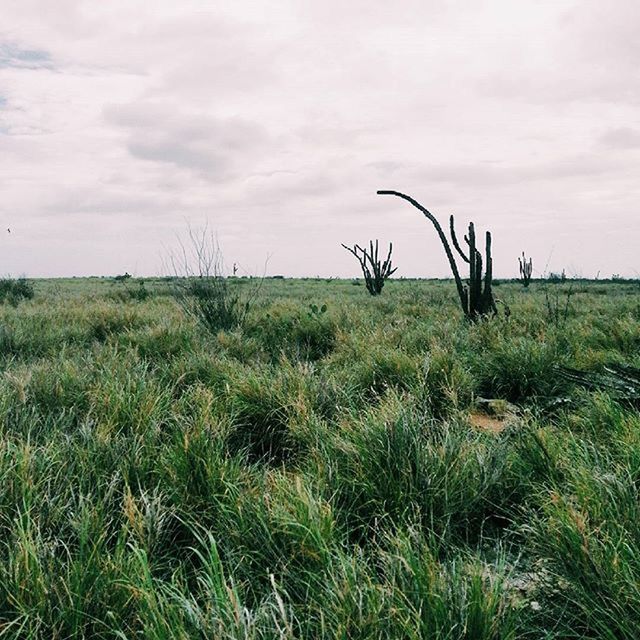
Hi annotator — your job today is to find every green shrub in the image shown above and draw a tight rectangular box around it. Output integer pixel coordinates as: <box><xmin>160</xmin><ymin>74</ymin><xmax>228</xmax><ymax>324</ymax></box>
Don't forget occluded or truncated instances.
<box><xmin>422</xmin><ymin>344</ymin><xmax>476</xmax><ymax>416</ymax></box>
<box><xmin>474</xmin><ymin>336</ymin><xmax>564</xmax><ymax>402</ymax></box>
<box><xmin>319</xmin><ymin>394</ymin><xmax>508</xmax><ymax>542</ymax></box>
<box><xmin>168</xmin><ymin>227</ymin><xmax>260</xmax><ymax>334</ymax></box>
<box><xmin>89</xmin><ymin>307</ymin><xmax>140</xmax><ymax>342</ymax></box>
<box><xmin>0</xmin><ymin>277</ymin><xmax>34</xmax><ymax>305</ymax></box>
<box><xmin>379</xmin><ymin>529</ymin><xmax>519</xmax><ymax>639</ymax></box>
<box><xmin>216</xmin><ymin>472</ymin><xmax>336</xmax><ymax>604</ymax></box>
<box><xmin>179</xmin><ymin>276</ymin><xmax>249</xmax><ymax>333</ymax></box>
<box><xmin>524</xmin><ymin>442</ymin><xmax>640</xmax><ymax>637</ymax></box>
<box><xmin>110</xmin><ymin>280</ymin><xmax>151</xmax><ymax>303</ymax></box>
<box><xmin>0</xmin><ymin>324</ymin><xmax>16</xmax><ymax>356</ymax></box>
<box><xmin>329</xmin><ymin>342</ymin><xmax>420</xmax><ymax>403</ymax></box>
<box><xmin>224</xmin><ymin>363</ymin><xmax>317</xmax><ymax>464</ymax></box>
<box><xmin>246</xmin><ymin>303</ymin><xmax>337</xmax><ymax>361</ymax></box>
<box><xmin>125</xmin><ymin>323</ymin><xmax>195</xmax><ymax>360</ymax></box>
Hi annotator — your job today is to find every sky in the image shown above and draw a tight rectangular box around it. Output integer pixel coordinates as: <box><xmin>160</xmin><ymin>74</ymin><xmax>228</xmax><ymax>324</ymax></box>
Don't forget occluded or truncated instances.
<box><xmin>1</xmin><ymin>0</ymin><xmax>639</xmax><ymax>279</ymax></box>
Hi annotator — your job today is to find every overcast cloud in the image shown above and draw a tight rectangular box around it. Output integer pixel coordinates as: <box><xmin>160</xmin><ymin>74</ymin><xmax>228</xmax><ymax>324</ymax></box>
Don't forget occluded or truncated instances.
<box><xmin>1</xmin><ymin>0</ymin><xmax>639</xmax><ymax>278</ymax></box>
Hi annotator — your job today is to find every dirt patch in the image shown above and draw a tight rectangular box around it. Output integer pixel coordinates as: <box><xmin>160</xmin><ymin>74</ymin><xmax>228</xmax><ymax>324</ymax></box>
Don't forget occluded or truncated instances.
<box><xmin>468</xmin><ymin>397</ymin><xmax>519</xmax><ymax>434</ymax></box>
<box><xmin>468</xmin><ymin>411</ymin><xmax>510</xmax><ymax>434</ymax></box>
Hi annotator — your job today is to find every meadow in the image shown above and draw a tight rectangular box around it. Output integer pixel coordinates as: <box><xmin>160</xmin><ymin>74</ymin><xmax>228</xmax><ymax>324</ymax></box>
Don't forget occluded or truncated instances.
<box><xmin>1</xmin><ymin>275</ymin><xmax>640</xmax><ymax>638</ymax></box>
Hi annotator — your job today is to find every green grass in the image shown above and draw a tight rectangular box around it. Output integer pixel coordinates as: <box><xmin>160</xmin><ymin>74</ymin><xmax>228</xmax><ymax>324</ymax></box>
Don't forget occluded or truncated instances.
<box><xmin>0</xmin><ymin>277</ymin><xmax>639</xmax><ymax>637</ymax></box>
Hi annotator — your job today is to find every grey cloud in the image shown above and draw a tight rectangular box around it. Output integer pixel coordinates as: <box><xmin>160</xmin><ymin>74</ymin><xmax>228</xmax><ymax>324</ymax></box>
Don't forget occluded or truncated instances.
<box><xmin>598</xmin><ymin>127</ymin><xmax>640</xmax><ymax>150</ymax></box>
<box><xmin>367</xmin><ymin>161</ymin><xmax>405</xmax><ymax>175</ymax></box>
<box><xmin>43</xmin><ymin>186</ymin><xmax>182</xmax><ymax>217</ymax></box>
<box><xmin>155</xmin><ymin>48</ymin><xmax>277</xmax><ymax>99</ymax></box>
<box><xmin>126</xmin><ymin>138</ymin><xmax>231</xmax><ymax>176</ymax></box>
<box><xmin>239</xmin><ymin>167</ymin><xmax>346</xmax><ymax>213</ymax></box>
<box><xmin>260</xmin><ymin>171</ymin><xmax>338</xmax><ymax>200</ymax></box>
<box><xmin>417</xmin><ymin>154</ymin><xmax>619</xmax><ymax>188</ymax></box>
<box><xmin>104</xmin><ymin>102</ymin><xmax>268</xmax><ymax>180</ymax></box>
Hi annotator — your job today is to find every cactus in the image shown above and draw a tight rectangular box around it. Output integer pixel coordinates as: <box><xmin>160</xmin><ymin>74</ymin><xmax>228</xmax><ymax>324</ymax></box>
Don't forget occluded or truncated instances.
<box><xmin>518</xmin><ymin>252</ymin><xmax>533</xmax><ymax>287</ymax></box>
<box><xmin>377</xmin><ymin>190</ymin><xmax>497</xmax><ymax>321</ymax></box>
<box><xmin>341</xmin><ymin>240</ymin><xmax>397</xmax><ymax>295</ymax></box>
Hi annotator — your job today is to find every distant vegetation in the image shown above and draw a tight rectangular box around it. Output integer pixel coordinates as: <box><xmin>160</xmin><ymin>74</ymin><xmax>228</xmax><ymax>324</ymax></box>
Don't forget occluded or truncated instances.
<box><xmin>0</xmin><ymin>276</ymin><xmax>639</xmax><ymax>637</ymax></box>
<box><xmin>518</xmin><ymin>251</ymin><xmax>533</xmax><ymax>287</ymax></box>
<box><xmin>341</xmin><ymin>239</ymin><xmax>397</xmax><ymax>295</ymax></box>
<box><xmin>0</xmin><ymin>276</ymin><xmax>34</xmax><ymax>305</ymax></box>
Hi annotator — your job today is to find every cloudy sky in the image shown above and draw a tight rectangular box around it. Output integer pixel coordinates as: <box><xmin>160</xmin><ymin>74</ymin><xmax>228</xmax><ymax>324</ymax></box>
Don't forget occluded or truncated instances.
<box><xmin>1</xmin><ymin>0</ymin><xmax>639</xmax><ymax>278</ymax></box>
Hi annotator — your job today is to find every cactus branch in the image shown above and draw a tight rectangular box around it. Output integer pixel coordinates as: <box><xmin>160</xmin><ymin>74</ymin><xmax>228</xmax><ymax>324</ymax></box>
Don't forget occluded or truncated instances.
<box><xmin>377</xmin><ymin>190</ymin><xmax>467</xmax><ymax>311</ymax></box>
<box><xmin>450</xmin><ymin>214</ymin><xmax>470</xmax><ymax>264</ymax></box>
<box><xmin>377</xmin><ymin>189</ymin><xmax>497</xmax><ymax>321</ymax></box>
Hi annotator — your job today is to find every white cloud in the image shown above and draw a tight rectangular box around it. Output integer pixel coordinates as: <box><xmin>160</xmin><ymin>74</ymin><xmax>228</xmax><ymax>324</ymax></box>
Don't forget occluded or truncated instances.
<box><xmin>0</xmin><ymin>0</ymin><xmax>639</xmax><ymax>278</ymax></box>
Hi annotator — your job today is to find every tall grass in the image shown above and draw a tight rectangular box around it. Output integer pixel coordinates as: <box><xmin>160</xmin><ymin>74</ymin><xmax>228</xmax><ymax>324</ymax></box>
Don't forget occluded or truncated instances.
<box><xmin>0</xmin><ymin>277</ymin><xmax>638</xmax><ymax>637</ymax></box>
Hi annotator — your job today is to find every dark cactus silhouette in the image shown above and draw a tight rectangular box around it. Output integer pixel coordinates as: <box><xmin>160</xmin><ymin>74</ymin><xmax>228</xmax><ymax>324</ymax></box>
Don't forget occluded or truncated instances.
<box><xmin>341</xmin><ymin>240</ymin><xmax>397</xmax><ymax>296</ymax></box>
<box><xmin>519</xmin><ymin>252</ymin><xmax>533</xmax><ymax>287</ymax></box>
<box><xmin>377</xmin><ymin>190</ymin><xmax>497</xmax><ymax>321</ymax></box>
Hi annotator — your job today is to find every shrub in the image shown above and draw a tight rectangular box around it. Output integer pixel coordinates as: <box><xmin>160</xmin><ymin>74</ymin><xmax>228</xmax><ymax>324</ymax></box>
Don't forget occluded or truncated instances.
<box><xmin>547</xmin><ymin>269</ymin><xmax>566</xmax><ymax>283</ymax></box>
<box><xmin>474</xmin><ymin>336</ymin><xmax>565</xmax><ymax>403</ymax></box>
<box><xmin>245</xmin><ymin>303</ymin><xmax>337</xmax><ymax>362</ymax></box>
<box><xmin>224</xmin><ymin>363</ymin><xmax>316</xmax><ymax>464</ymax></box>
<box><xmin>319</xmin><ymin>394</ymin><xmax>508</xmax><ymax>542</ymax></box>
<box><xmin>88</xmin><ymin>307</ymin><xmax>140</xmax><ymax>343</ymax></box>
<box><xmin>110</xmin><ymin>280</ymin><xmax>150</xmax><ymax>303</ymax></box>
<box><xmin>0</xmin><ymin>277</ymin><xmax>34</xmax><ymax>305</ymax></box>
<box><xmin>523</xmin><ymin>433</ymin><xmax>640</xmax><ymax>637</ymax></box>
<box><xmin>169</xmin><ymin>226</ymin><xmax>261</xmax><ymax>334</ymax></box>
<box><xmin>0</xmin><ymin>324</ymin><xmax>16</xmax><ymax>356</ymax></box>
<box><xmin>182</xmin><ymin>276</ymin><xmax>249</xmax><ymax>333</ymax></box>
<box><xmin>329</xmin><ymin>341</ymin><xmax>420</xmax><ymax>402</ymax></box>
<box><xmin>421</xmin><ymin>345</ymin><xmax>476</xmax><ymax>416</ymax></box>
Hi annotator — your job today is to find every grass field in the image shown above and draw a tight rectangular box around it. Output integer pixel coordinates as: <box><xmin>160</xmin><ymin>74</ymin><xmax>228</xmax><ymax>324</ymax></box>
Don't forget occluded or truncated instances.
<box><xmin>1</xmin><ymin>276</ymin><xmax>640</xmax><ymax>638</ymax></box>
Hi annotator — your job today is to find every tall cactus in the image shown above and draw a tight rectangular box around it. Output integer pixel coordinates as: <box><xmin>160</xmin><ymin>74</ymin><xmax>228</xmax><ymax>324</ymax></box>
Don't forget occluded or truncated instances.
<box><xmin>342</xmin><ymin>240</ymin><xmax>397</xmax><ymax>295</ymax></box>
<box><xmin>377</xmin><ymin>190</ymin><xmax>497</xmax><ymax>321</ymax></box>
<box><xmin>518</xmin><ymin>251</ymin><xmax>533</xmax><ymax>287</ymax></box>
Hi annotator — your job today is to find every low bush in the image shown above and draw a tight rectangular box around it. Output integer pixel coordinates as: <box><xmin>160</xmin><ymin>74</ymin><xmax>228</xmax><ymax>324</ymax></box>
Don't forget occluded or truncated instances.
<box><xmin>168</xmin><ymin>226</ymin><xmax>261</xmax><ymax>335</ymax></box>
<box><xmin>179</xmin><ymin>276</ymin><xmax>249</xmax><ymax>333</ymax></box>
<box><xmin>473</xmin><ymin>336</ymin><xmax>565</xmax><ymax>403</ymax></box>
<box><xmin>318</xmin><ymin>394</ymin><xmax>509</xmax><ymax>543</ymax></box>
<box><xmin>0</xmin><ymin>277</ymin><xmax>34</xmax><ymax>305</ymax></box>
<box><xmin>245</xmin><ymin>303</ymin><xmax>337</xmax><ymax>361</ymax></box>
<box><xmin>328</xmin><ymin>340</ymin><xmax>421</xmax><ymax>403</ymax></box>
<box><xmin>223</xmin><ymin>362</ymin><xmax>318</xmax><ymax>464</ymax></box>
